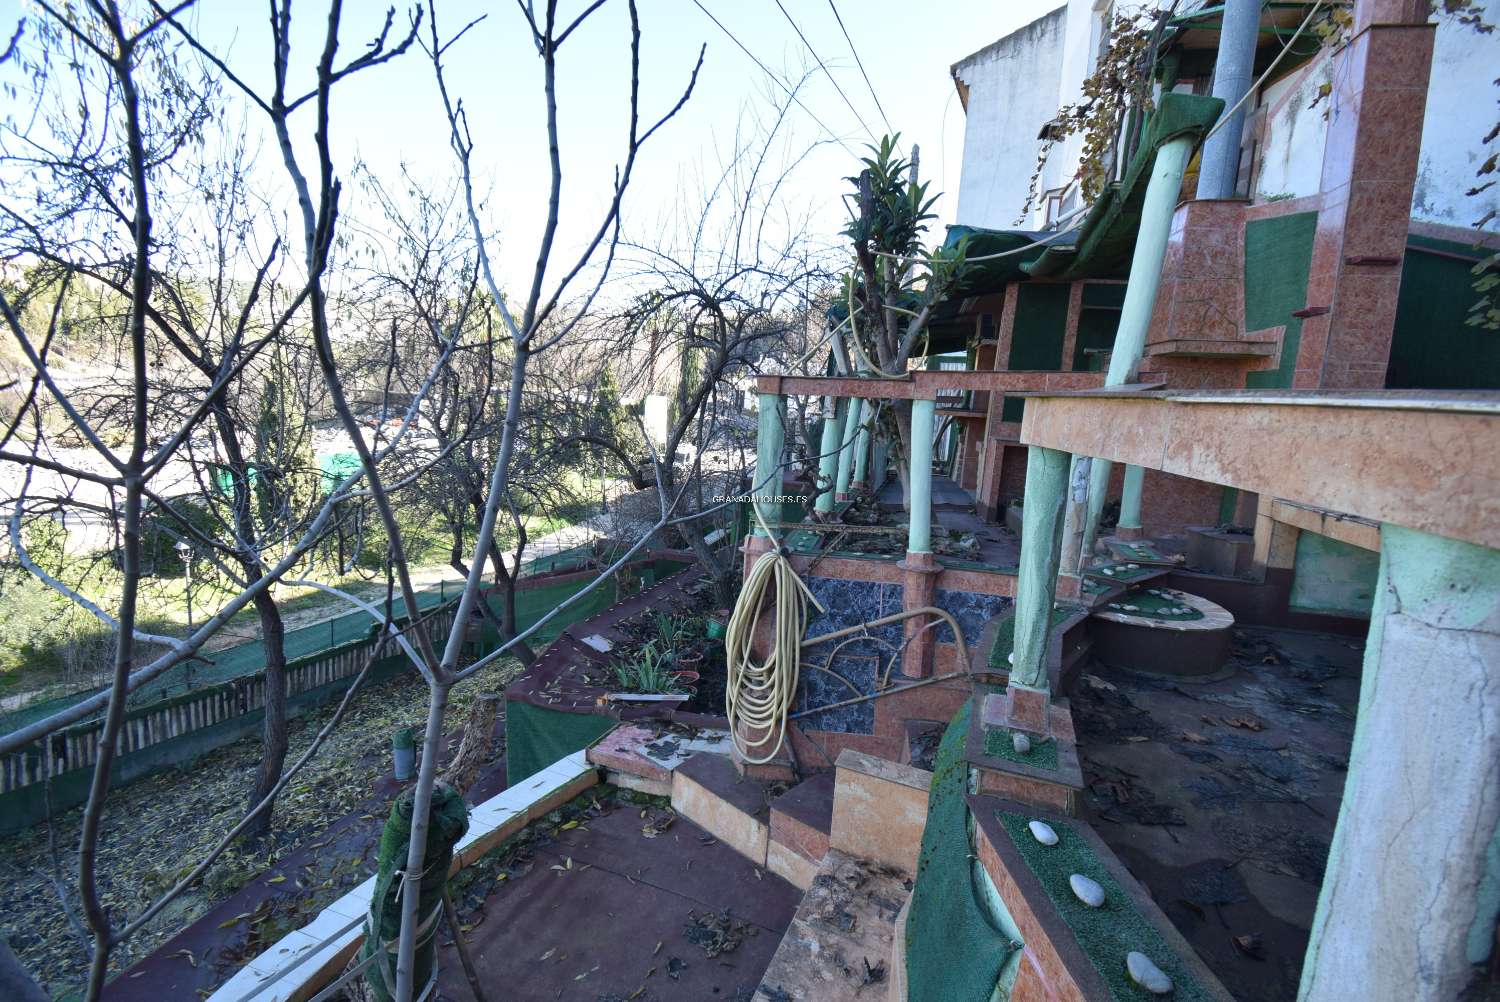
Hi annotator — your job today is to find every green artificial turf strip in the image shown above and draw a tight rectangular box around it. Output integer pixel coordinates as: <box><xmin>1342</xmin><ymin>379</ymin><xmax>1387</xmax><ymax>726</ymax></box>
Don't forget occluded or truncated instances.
<box><xmin>1104</xmin><ymin>590</ymin><xmax>1204</xmax><ymax>622</ymax></box>
<box><xmin>1088</xmin><ymin>562</ymin><xmax>1156</xmax><ymax>581</ymax></box>
<box><xmin>987</xmin><ymin>607</ymin><xmax>1072</xmax><ymax>668</ymax></box>
<box><xmin>997</xmin><ymin>811</ymin><xmax>1214</xmax><ymax>1001</ymax></box>
<box><xmin>982</xmin><ymin>725</ymin><xmax>1059</xmax><ymax>771</ymax></box>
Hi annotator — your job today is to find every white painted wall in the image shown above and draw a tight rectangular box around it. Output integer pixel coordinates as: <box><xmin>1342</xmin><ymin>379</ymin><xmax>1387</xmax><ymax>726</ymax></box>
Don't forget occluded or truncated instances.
<box><xmin>952</xmin><ymin>6</ymin><xmax>1068</xmax><ymax>230</ymax></box>
<box><xmin>1253</xmin><ymin>50</ymin><xmax>1333</xmax><ymax>202</ymax></box>
<box><xmin>1412</xmin><ymin>1</ymin><xmax>1500</xmax><ymax>227</ymax></box>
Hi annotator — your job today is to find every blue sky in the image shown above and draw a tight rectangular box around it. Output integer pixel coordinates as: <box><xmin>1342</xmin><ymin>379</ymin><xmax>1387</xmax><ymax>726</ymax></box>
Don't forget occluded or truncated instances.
<box><xmin>3</xmin><ymin>0</ymin><xmax>1056</xmax><ymax>300</ymax></box>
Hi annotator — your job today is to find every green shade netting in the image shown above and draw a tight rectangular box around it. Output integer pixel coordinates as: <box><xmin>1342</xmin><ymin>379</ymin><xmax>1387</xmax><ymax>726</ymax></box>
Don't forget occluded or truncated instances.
<box><xmin>944</xmin><ymin>224</ymin><xmax>1074</xmax><ymax>296</ymax></box>
<box><xmin>905</xmin><ymin>701</ymin><xmax>1020</xmax><ymax>1000</ymax></box>
<box><xmin>1024</xmin><ymin>92</ymin><xmax>1224</xmax><ymax>281</ymax></box>
<box><xmin>359</xmin><ymin>782</ymin><xmax>470</xmax><ymax>1001</ymax></box>
<box><xmin>505</xmin><ymin>699</ymin><xmax>616</xmax><ymax>786</ymax></box>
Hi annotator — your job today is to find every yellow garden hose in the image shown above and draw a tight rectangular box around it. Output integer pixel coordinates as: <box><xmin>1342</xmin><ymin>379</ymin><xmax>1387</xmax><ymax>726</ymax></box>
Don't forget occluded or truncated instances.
<box><xmin>724</xmin><ymin>505</ymin><xmax>973</xmax><ymax>765</ymax></box>
<box><xmin>725</xmin><ymin>539</ymin><xmax>823</xmax><ymax>764</ymax></box>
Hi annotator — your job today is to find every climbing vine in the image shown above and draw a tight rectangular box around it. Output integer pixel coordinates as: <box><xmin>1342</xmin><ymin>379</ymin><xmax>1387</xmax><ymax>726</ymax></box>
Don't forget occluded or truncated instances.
<box><xmin>1017</xmin><ymin>5</ymin><xmax>1177</xmax><ymax>223</ymax></box>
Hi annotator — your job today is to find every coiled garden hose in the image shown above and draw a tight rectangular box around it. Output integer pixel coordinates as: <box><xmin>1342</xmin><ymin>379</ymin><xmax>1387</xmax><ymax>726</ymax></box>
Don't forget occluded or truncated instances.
<box><xmin>724</xmin><ymin>540</ymin><xmax>822</xmax><ymax>764</ymax></box>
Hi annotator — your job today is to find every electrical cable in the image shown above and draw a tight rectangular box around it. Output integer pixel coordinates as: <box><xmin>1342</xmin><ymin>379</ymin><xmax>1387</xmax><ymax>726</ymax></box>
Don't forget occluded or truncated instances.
<box><xmin>690</xmin><ymin>0</ymin><xmax>857</xmax><ymax>155</ymax></box>
<box><xmin>773</xmin><ymin>0</ymin><xmax>879</xmax><ymax>144</ymax></box>
<box><xmin>827</xmin><ymin>0</ymin><xmax>895</xmax><ymax>137</ymax></box>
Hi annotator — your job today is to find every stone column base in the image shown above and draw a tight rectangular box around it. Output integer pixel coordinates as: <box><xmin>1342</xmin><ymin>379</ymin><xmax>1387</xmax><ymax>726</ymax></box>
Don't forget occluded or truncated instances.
<box><xmin>1054</xmin><ymin>573</ymin><xmax>1082</xmax><ymax>600</ymax></box>
<box><xmin>1115</xmin><ymin>524</ymin><xmax>1145</xmax><ymax>541</ymax></box>
<box><xmin>993</xmin><ymin>682</ymin><xmax>1052</xmax><ymax>739</ymax></box>
<box><xmin>897</xmin><ymin>551</ymin><xmax>942</xmax><ymax>679</ymax></box>
<box><xmin>741</xmin><ymin>533</ymin><xmax>774</xmax><ymax>579</ymax></box>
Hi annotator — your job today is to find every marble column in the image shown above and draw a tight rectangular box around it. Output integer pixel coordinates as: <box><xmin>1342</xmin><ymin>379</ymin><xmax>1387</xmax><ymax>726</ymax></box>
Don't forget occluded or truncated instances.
<box><xmin>999</xmin><ymin>446</ymin><xmax>1070</xmax><ymax>735</ymax></box>
<box><xmin>814</xmin><ymin>397</ymin><xmax>843</xmax><ymax>516</ymax></box>
<box><xmin>899</xmin><ymin>399</ymin><xmax>940</xmax><ymax>679</ymax></box>
<box><xmin>1299</xmin><ymin>524</ymin><xmax>1500</xmax><ymax>1001</ymax></box>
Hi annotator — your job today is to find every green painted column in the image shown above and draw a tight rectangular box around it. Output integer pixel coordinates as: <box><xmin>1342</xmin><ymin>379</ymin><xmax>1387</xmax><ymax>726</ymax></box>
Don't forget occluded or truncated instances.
<box><xmin>835</xmin><ymin>396</ymin><xmax>862</xmax><ymax>499</ymax></box>
<box><xmin>852</xmin><ymin>400</ymin><xmax>873</xmax><ymax>488</ymax></box>
<box><xmin>906</xmin><ymin>399</ymin><xmax>936</xmax><ymax>553</ymax></box>
<box><xmin>1298</xmin><ymin>526</ymin><xmax>1500</xmax><ymax>1001</ymax></box>
<box><xmin>1081</xmin><ymin>134</ymin><xmax>1196</xmax><ymax>559</ymax></box>
<box><xmin>1117</xmin><ymin>464</ymin><xmax>1146</xmax><ymax>532</ymax></box>
<box><xmin>1058</xmin><ymin>455</ymin><xmax>1092</xmax><ymax>577</ymax></box>
<box><xmin>752</xmin><ymin>393</ymin><xmax>785</xmax><ymax>536</ymax></box>
<box><xmin>814</xmin><ymin>397</ymin><xmax>843</xmax><ymax>515</ymax></box>
<box><xmin>1011</xmin><ymin>446</ymin><xmax>1070</xmax><ymax>690</ymax></box>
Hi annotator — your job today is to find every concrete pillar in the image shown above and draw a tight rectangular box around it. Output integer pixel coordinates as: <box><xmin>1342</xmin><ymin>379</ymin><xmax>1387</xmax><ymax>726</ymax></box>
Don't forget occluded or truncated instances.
<box><xmin>900</xmin><ymin>399</ymin><xmax>940</xmax><ymax>680</ymax></box>
<box><xmin>1082</xmin><ymin>133</ymin><xmax>1198</xmax><ymax>552</ymax></box>
<box><xmin>751</xmin><ymin>393</ymin><xmax>785</xmax><ymax>537</ymax></box>
<box><xmin>1056</xmin><ymin>455</ymin><xmax>1091</xmax><ymax>594</ymax></box>
<box><xmin>835</xmin><ymin>396</ymin><xmax>862</xmax><ymax>500</ymax></box>
<box><xmin>814</xmin><ymin>397</ymin><xmax>843</xmax><ymax>516</ymax></box>
<box><xmin>906</xmin><ymin>400</ymin><xmax>935</xmax><ymax>554</ymax></box>
<box><xmin>1299</xmin><ymin>525</ymin><xmax>1500</xmax><ymax>1001</ymax></box>
<box><xmin>852</xmin><ymin>401</ymin><xmax>873</xmax><ymax>490</ymax></box>
<box><xmin>1292</xmin><ymin>2</ymin><xmax>1434</xmax><ymax>388</ymax></box>
<box><xmin>1116</xmin><ymin>464</ymin><xmax>1146</xmax><ymax>537</ymax></box>
<box><xmin>1197</xmin><ymin>0</ymin><xmax>1259</xmax><ymax>199</ymax></box>
<box><xmin>999</xmin><ymin>446</ymin><xmax>1070</xmax><ymax>736</ymax></box>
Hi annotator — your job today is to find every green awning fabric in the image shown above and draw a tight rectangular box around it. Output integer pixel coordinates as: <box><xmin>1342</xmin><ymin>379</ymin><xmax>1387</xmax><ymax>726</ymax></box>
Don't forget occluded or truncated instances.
<box><xmin>1023</xmin><ymin>91</ymin><xmax>1224</xmax><ymax>281</ymax></box>
<box><xmin>943</xmin><ymin>224</ymin><xmax>1077</xmax><ymax>296</ymax></box>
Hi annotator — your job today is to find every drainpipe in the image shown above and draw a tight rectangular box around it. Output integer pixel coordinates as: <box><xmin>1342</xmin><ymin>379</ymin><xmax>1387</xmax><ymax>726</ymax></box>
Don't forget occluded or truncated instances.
<box><xmin>1197</xmin><ymin>0</ymin><xmax>1259</xmax><ymax>200</ymax></box>
<box><xmin>752</xmin><ymin>393</ymin><xmax>786</xmax><ymax>537</ymax></box>
<box><xmin>1079</xmin><ymin>133</ymin><xmax>1197</xmax><ymax>560</ymax></box>
<box><xmin>814</xmin><ymin>397</ymin><xmax>843</xmax><ymax>515</ymax></box>
<box><xmin>906</xmin><ymin>399</ymin><xmax>936</xmax><ymax>553</ymax></box>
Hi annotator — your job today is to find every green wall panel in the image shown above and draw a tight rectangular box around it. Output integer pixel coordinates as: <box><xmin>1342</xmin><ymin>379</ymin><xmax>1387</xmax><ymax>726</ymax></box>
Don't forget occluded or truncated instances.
<box><xmin>1290</xmin><ymin>531</ymin><xmax>1380</xmax><ymax>618</ymax></box>
<box><xmin>1243</xmin><ymin>211</ymin><xmax>1318</xmax><ymax>390</ymax></box>
<box><xmin>1007</xmin><ymin>283</ymin><xmax>1071</xmax><ymax>371</ymax></box>
<box><xmin>1387</xmin><ymin>238</ymin><xmax>1500</xmax><ymax>390</ymax></box>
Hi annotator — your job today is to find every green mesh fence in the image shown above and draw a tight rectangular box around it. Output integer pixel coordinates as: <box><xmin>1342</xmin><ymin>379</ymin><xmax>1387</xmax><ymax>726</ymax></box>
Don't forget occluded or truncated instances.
<box><xmin>904</xmin><ymin>701</ymin><xmax>1020</xmax><ymax>1000</ymax></box>
<box><xmin>996</xmin><ymin>811</ymin><xmax>1214</xmax><ymax>1001</ymax></box>
<box><xmin>504</xmin><ymin>700</ymin><xmax>616</xmax><ymax>786</ymax></box>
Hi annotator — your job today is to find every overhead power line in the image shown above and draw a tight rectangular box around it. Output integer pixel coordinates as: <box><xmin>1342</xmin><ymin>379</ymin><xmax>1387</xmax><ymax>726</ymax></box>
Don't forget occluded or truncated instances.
<box><xmin>827</xmin><ymin>0</ymin><xmax>895</xmax><ymax>137</ymax></box>
<box><xmin>690</xmin><ymin>0</ymin><xmax>857</xmax><ymax>155</ymax></box>
<box><xmin>772</xmin><ymin>0</ymin><xmax>879</xmax><ymax>145</ymax></box>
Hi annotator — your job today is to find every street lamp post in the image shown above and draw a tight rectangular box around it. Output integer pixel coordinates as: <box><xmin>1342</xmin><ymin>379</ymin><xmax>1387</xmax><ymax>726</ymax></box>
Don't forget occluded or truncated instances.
<box><xmin>175</xmin><ymin>539</ymin><xmax>193</xmax><ymax>628</ymax></box>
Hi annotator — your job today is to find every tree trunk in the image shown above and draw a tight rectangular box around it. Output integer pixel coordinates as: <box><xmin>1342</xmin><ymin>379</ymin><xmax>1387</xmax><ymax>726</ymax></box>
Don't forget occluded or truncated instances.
<box><xmin>442</xmin><ymin>693</ymin><xmax>501</xmax><ymax>795</ymax></box>
<box><xmin>242</xmin><ymin>590</ymin><xmax>288</xmax><ymax>842</ymax></box>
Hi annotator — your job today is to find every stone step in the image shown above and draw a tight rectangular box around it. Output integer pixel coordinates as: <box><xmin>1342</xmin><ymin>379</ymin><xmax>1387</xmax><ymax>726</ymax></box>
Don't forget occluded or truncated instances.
<box><xmin>767</xmin><ymin>770</ymin><xmax>836</xmax><ymax>890</ymax></box>
<box><xmin>585</xmin><ymin>722</ymin><xmax>732</xmax><ymax>797</ymax></box>
<box><xmin>752</xmin><ymin>849</ymin><xmax>911</xmax><ymax>1002</ymax></box>
<box><xmin>671</xmin><ymin>751</ymin><xmax>780</xmax><ymax>866</ymax></box>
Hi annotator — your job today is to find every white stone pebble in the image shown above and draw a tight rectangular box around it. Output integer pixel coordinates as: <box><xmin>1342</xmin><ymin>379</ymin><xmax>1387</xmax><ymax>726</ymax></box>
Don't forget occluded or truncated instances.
<box><xmin>1126</xmin><ymin>563</ymin><xmax>1140</xmax><ymax>570</ymax></box>
<box><xmin>1069</xmin><ymin>873</ymin><xmax>1105</xmax><ymax>908</ymax></box>
<box><xmin>1121</xmin><ymin>604</ymin><xmax>1138</xmax><ymax>612</ymax></box>
<box><xmin>1012</xmin><ymin>732</ymin><xmax>1032</xmax><ymax>755</ymax></box>
<box><xmin>1126</xmin><ymin>951</ymin><xmax>1174</xmax><ymax>994</ymax></box>
<box><xmin>1102</xmin><ymin>567</ymin><xmax>1115</xmax><ymax>576</ymax></box>
<box><xmin>1028</xmin><ymin>820</ymin><xmax>1058</xmax><ymax>846</ymax></box>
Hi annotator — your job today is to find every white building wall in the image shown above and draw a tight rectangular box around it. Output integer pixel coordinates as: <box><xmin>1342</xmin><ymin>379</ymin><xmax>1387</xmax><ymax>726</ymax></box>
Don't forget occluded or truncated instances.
<box><xmin>1411</xmin><ymin>1</ymin><xmax>1500</xmax><ymax>227</ymax></box>
<box><xmin>1253</xmin><ymin>50</ymin><xmax>1333</xmax><ymax>202</ymax></box>
<box><xmin>952</xmin><ymin>7</ymin><xmax>1067</xmax><ymax>230</ymax></box>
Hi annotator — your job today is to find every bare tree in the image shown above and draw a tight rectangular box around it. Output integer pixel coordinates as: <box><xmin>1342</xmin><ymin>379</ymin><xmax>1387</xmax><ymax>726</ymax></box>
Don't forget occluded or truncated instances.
<box><xmin>600</xmin><ymin>82</ymin><xmax>837</xmax><ymax>600</ymax></box>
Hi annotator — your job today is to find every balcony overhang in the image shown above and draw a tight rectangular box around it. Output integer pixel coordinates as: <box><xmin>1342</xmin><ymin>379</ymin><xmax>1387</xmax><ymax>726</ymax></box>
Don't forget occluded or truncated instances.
<box><xmin>1018</xmin><ymin>388</ymin><xmax>1500</xmax><ymax>549</ymax></box>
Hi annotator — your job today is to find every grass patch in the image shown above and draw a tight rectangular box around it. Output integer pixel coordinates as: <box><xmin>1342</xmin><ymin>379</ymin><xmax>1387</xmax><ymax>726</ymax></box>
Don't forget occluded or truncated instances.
<box><xmin>987</xmin><ymin>606</ymin><xmax>1073</xmax><ymax>669</ymax></box>
<box><xmin>1103</xmin><ymin>590</ymin><xmax>1204</xmax><ymax>622</ymax></box>
<box><xmin>997</xmin><ymin>811</ymin><xmax>1214</xmax><ymax>1001</ymax></box>
<box><xmin>982</xmin><ymin>726</ymin><xmax>1059</xmax><ymax>771</ymax></box>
